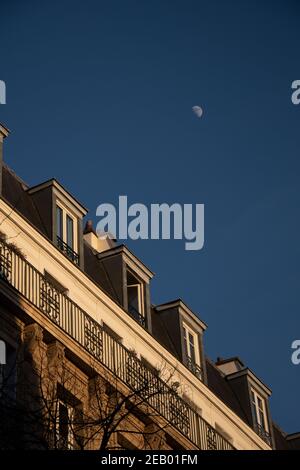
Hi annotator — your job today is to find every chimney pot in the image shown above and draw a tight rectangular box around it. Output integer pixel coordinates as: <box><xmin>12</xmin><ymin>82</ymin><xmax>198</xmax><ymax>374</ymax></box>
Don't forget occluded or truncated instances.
<box><xmin>84</xmin><ymin>219</ymin><xmax>96</xmax><ymax>235</ymax></box>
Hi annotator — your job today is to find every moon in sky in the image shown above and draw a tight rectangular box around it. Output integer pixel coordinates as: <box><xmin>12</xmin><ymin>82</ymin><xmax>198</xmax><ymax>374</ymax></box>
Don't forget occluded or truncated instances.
<box><xmin>192</xmin><ymin>105</ymin><xmax>203</xmax><ymax>118</ymax></box>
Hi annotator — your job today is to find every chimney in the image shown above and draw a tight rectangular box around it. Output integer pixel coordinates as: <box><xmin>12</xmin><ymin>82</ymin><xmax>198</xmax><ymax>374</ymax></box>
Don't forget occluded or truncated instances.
<box><xmin>83</xmin><ymin>220</ymin><xmax>99</xmax><ymax>251</ymax></box>
<box><xmin>0</xmin><ymin>123</ymin><xmax>10</xmax><ymax>196</ymax></box>
<box><xmin>83</xmin><ymin>220</ymin><xmax>116</xmax><ymax>253</ymax></box>
<box><xmin>215</xmin><ymin>356</ymin><xmax>245</xmax><ymax>376</ymax></box>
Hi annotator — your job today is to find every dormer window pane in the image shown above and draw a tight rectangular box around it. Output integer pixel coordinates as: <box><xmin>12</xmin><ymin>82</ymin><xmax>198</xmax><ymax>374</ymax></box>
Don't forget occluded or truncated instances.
<box><xmin>189</xmin><ymin>333</ymin><xmax>196</xmax><ymax>363</ymax></box>
<box><xmin>128</xmin><ymin>285</ymin><xmax>140</xmax><ymax>312</ymax></box>
<box><xmin>182</xmin><ymin>323</ymin><xmax>202</xmax><ymax>380</ymax></box>
<box><xmin>183</xmin><ymin>325</ymin><xmax>198</xmax><ymax>365</ymax></box>
<box><xmin>183</xmin><ymin>328</ymin><xmax>188</xmax><ymax>358</ymax></box>
<box><xmin>66</xmin><ymin>215</ymin><xmax>74</xmax><ymax>250</ymax></box>
<box><xmin>57</xmin><ymin>206</ymin><xmax>63</xmax><ymax>240</ymax></box>
<box><xmin>257</xmin><ymin>397</ymin><xmax>266</xmax><ymax>431</ymax></box>
<box><xmin>251</xmin><ymin>388</ymin><xmax>269</xmax><ymax>433</ymax></box>
<box><xmin>126</xmin><ymin>270</ymin><xmax>145</xmax><ymax>327</ymax></box>
<box><xmin>56</xmin><ymin>204</ymin><xmax>79</xmax><ymax>265</ymax></box>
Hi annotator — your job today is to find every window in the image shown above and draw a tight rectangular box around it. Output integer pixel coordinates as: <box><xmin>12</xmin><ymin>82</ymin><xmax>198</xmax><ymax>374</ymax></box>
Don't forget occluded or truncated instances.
<box><xmin>0</xmin><ymin>361</ymin><xmax>5</xmax><ymax>398</ymax></box>
<box><xmin>183</xmin><ymin>326</ymin><xmax>196</xmax><ymax>363</ymax></box>
<box><xmin>0</xmin><ymin>343</ymin><xmax>17</xmax><ymax>401</ymax></box>
<box><xmin>182</xmin><ymin>323</ymin><xmax>202</xmax><ymax>380</ymax></box>
<box><xmin>56</xmin><ymin>204</ymin><xmax>79</xmax><ymax>265</ymax></box>
<box><xmin>250</xmin><ymin>388</ymin><xmax>269</xmax><ymax>433</ymax></box>
<box><xmin>56</xmin><ymin>206</ymin><xmax>63</xmax><ymax>240</ymax></box>
<box><xmin>56</xmin><ymin>400</ymin><xmax>74</xmax><ymax>450</ymax></box>
<box><xmin>55</xmin><ymin>386</ymin><xmax>82</xmax><ymax>450</ymax></box>
<box><xmin>126</xmin><ymin>270</ymin><xmax>145</xmax><ymax>327</ymax></box>
<box><xmin>66</xmin><ymin>215</ymin><xmax>74</xmax><ymax>250</ymax></box>
<box><xmin>183</xmin><ymin>323</ymin><xmax>200</xmax><ymax>364</ymax></box>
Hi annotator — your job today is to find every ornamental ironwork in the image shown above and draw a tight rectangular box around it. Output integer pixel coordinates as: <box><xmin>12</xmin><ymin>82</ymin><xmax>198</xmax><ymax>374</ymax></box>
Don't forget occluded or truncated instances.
<box><xmin>0</xmin><ymin>243</ymin><xmax>11</xmax><ymax>281</ymax></box>
<box><xmin>84</xmin><ymin>317</ymin><xmax>103</xmax><ymax>360</ymax></box>
<box><xmin>40</xmin><ymin>279</ymin><xmax>60</xmax><ymax>323</ymax></box>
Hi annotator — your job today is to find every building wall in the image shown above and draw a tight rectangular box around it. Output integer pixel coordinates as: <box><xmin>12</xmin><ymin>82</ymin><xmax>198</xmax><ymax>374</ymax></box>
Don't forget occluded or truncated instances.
<box><xmin>0</xmin><ymin>198</ymin><xmax>271</xmax><ymax>450</ymax></box>
<box><xmin>0</xmin><ymin>306</ymin><xmax>193</xmax><ymax>450</ymax></box>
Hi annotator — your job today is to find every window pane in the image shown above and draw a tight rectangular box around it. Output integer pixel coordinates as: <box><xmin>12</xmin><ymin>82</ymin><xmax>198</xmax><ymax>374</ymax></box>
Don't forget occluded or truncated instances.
<box><xmin>127</xmin><ymin>271</ymin><xmax>143</xmax><ymax>316</ymax></box>
<box><xmin>189</xmin><ymin>346</ymin><xmax>196</xmax><ymax>363</ymax></box>
<box><xmin>189</xmin><ymin>332</ymin><xmax>196</xmax><ymax>363</ymax></box>
<box><xmin>251</xmin><ymin>390</ymin><xmax>268</xmax><ymax>432</ymax></box>
<box><xmin>56</xmin><ymin>206</ymin><xmax>63</xmax><ymax>239</ymax></box>
<box><xmin>66</xmin><ymin>215</ymin><xmax>74</xmax><ymax>249</ymax></box>
<box><xmin>189</xmin><ymin>332</ymin><xmax>195</xmax><ymax>347</ymax></box>
<box><xmin>128</xmin><ymin>285</ymin><xmax>139</xmax><ymax>313</ymax></box>
<box><xmin>183</xmin><ymin>328</ymin><xmax>188</xmax><ymax>358</ymax></box>
<box><xmin>259</xmin><ymin>410</ymin><xmax>265</xmax><ymax>429</ymax></box>
<box><xmin>0</xmin><ymin>343</ymin><xmax>17</xmax><ymax>401</ymax></box>
<box><xmin>251</xmin><ymin>406</ymin><xmax>258</xmax><ymax>424</ymax></box>
<box><xmin>59</xmin><ymin>402</ymin><xmax>69</xmax><ymax>442</ymax></box>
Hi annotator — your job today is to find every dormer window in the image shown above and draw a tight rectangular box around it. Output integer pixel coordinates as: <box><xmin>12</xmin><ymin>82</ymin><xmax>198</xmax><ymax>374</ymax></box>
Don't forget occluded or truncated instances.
<box><xmin>215</xmin><ymin>358</ymin><xmax>273</xmax><ymax>447</ymax></box>
<box><xmin>183</xmin><ymin>322</ymin><xmax>202</xmax><ymax>380</ymax></box>
<box><xmin>27</xmin><ymin>179</ymin><xmax>87</xmax><ymax>269</ymax></box>
<box><xmin>250</xmin><ymin>388</ymin><xmax>271</xmax><ymax>444</ymax></box>
<box><xmin>96</xmin><ymin>245</ymin><xmax>153</xmax><ymax>331</ymax></box>
<box><xmin>155</xmin><ymin>300</ymin><xmax>207</xmax><ymax>383</ymax></box>
<box><xmin>56</xmin><ymin>204</ymin><xmax>79</xmax><ymax>265</ymax></box>
<box><xmin>126</xmin><ymin>270</ymin><xmax>145</xmax><ymax>327</ymax></box>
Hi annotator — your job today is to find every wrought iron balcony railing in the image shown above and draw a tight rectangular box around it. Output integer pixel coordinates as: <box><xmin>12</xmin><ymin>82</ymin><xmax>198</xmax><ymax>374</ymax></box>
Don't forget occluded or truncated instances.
<box><xmin>56</xmin><ymin>236</ymin><xmax>79</xmax><ymax>266</ymax></box>
<box><xmin>186</xmin><ymin>357</ymin><xmax>203</xmax><ymax>381</ymax></box>
<box><xmin>255</xmin><ymin>423</ymin><xmax>272</xmax><ymax>447</ymax></box>
<box><xmin>0</xmin><ymin>239</ymin><xmax>234</xmax><ymax>450</ymax></box>
<box><xmin>128</xmin><ymin>304</ymin><xmax>146</xmax><ymax>328</ymax></box>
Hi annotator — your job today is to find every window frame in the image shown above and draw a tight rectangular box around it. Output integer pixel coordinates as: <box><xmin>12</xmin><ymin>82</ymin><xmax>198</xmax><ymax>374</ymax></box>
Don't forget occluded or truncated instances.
<box><xmin>126</xmin><ymin>269</ymin><xmax>145</xmax><ymax>317</ymax></box>
<box><xmin>56</xmin><ymin>399</ymin><xmax>75</xmax><ymax>450</ymax></box>
<box><xmin>0</xmin><ymin>341</ymin><xmax>17</xmax><ymax>401</ymax></box>
<box><xmin>56</xmin><ymin>202</ymin><xmax>78</xmax><ymax>254</ymax></box>
<box><xmin>66</xmin><ymin>214</ymin><xmax>74</xmax><ymax>250</ymax></box>
<box><xmin>56</xmin><ymin>205</ymin><xmax>63</xmax><ymax>240</ymax></box>
<box><xmin>250</xmin><ymin>387</ymin><xmax>269</xmax><ymax>433</ymax></box>
<box><xmin>182</xmin><ymin>322</ymin><xmax>201</xmax><ymax>366</ymax></box>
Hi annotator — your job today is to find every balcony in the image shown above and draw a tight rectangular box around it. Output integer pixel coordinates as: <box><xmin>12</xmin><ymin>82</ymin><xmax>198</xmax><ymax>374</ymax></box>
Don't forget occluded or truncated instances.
<box><xmin>0</xmin><ymin>242</ymin><xmax>11</xmax><ymax>281</ymax></box>
<box><xmin>0</xmin><ymin>238</ymin><xmax>234</xmax><ymax>450</ymax></box>
<box><xmin>186</xmin><ymin>357</ymin><xmax>203</xmax><ymax>381</ymax></box>
<box><xmin>56</xmin><ymin>236</ymin><xmax>79</xmax><ymax>266</ymax></box>
<box><xmin>255</xmin><ymin>423</ymin><xmax>272</xmax><ymax>447</ymax></box>
<box><xmin>128</xmin><ymin>304</ymin><xmax>146</xmax><ymax>328</ymax></box>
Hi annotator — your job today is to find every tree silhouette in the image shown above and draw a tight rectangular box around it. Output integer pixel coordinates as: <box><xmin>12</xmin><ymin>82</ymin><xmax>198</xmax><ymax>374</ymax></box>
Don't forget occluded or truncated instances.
<box><xmin>0</xmin><ymin>331</ymin><xmax>181</xmax><ymax>450</ymax></box>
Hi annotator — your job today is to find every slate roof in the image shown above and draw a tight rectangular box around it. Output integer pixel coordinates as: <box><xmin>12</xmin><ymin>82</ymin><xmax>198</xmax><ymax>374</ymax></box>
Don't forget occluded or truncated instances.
<box><xmin>2</xmin><ymin>164</ymin><xmax>48</xmax><ymax>236</ymax></box>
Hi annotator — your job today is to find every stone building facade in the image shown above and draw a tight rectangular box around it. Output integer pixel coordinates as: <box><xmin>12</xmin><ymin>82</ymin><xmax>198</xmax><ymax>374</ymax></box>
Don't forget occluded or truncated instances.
<box><xmin>0</xmin><ymin>123</ymin><xmax>299</xmax><ymax>450</ymax></box>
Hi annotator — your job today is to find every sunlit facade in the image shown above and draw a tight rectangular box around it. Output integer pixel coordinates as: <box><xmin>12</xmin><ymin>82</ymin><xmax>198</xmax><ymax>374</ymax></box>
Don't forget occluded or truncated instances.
<box><xmin>0</xmin><ymin>123</ymin><xmax>298</xmax><ymax>450</ymax></box>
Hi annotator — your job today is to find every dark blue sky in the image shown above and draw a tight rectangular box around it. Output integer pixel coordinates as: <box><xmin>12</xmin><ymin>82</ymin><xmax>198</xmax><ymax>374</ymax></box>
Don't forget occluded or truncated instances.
<box><xmin>1</xmin><ymin>0</ymin><xmax>300</xmax><ymax>433</ymax></box>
